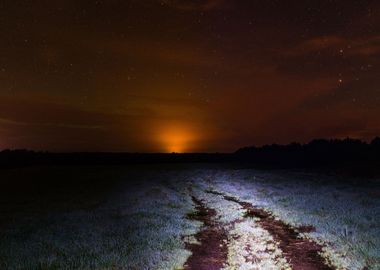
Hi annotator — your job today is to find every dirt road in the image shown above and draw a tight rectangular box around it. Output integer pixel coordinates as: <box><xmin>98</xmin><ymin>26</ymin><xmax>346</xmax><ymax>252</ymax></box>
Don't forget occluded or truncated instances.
<box><xmin>184</xmin><ymin>188</ymin><xmax>335</xmax><ymax>270</ymax></box>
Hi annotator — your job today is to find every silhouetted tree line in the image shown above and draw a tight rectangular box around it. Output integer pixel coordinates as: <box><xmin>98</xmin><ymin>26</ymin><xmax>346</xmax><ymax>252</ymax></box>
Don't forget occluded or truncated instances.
<box><xmin>1</xmin><ymin>137</ymin><xmax>380</xmax><ymax>170</ymax></box>
<box><xmin>235</xmin><ymin>137</ymin><xmax>380</xmax><ymax>168</ymax></box>
<box><xmin>0</xmin><ymin>150</ymin><xmax>232</xmax><ymax>168</ymax></box>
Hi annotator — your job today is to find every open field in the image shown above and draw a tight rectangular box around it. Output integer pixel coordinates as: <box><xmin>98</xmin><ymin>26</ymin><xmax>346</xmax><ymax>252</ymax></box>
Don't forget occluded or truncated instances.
<box><xmin>0</xmin><ymin>165</ymin><xmax>379</xmax><ymax>269</ymax></box>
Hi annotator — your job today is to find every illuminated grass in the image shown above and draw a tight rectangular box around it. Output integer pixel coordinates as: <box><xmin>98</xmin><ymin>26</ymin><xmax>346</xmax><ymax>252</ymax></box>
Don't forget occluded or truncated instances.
<box><xmin>1</xmin><ymin>166</ymin><xmax>379</xmax><ymax>269</ymax></box>
<box><xmin>210</xmin><ymin>169</ymin><xmax>380</xmax><ymax>270</ymax></box>
<box><xmin>0</xmin><ymin>167</ymin><xmax>198</xmax><ymax>270</ymax></box>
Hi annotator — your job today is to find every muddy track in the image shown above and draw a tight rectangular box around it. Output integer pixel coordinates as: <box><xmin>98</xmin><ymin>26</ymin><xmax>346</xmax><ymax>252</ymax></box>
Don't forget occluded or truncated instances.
<box><xmin>206</xmin><ymin>190</ymin><xmax>334</xmax><ymax>270</ymax></box>
<box><xmin>184</xmin><ymin>196</ymin><xmax>228</xmax><ymax>270</ymax></box>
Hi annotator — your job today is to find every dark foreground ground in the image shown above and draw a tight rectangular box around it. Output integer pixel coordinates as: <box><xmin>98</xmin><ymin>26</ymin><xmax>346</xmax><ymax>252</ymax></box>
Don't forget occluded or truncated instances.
<box><xmin>0</xmin><ymin>164</ymin><xmax>379</xmax><ymax>269</ymax></box>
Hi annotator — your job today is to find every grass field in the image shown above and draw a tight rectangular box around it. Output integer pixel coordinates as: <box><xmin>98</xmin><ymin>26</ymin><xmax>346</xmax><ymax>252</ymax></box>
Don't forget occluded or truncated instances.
<box><xmin>0</xmin><ymin>165</ymin><xmax>379</xmax><ymax>269</ymax></box>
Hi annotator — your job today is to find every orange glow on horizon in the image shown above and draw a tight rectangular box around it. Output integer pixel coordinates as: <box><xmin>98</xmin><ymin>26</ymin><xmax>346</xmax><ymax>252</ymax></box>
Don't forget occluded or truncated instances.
<box><xmin>157</xmin><ymin>124</ymin><xmax>198</xmax><ymax>153</ymax></box>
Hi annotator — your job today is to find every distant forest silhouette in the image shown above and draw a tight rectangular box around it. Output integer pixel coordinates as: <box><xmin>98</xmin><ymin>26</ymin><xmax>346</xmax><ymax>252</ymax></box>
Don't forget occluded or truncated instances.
<box><xmin>1</xmin><ymin>137</ymin><xmax>380</xmax><ymax>172</ymax></box>
<box><xmin>235</xmin><ymin>137</ymin><xmax>380</xmax><ymax>167</ymax></box>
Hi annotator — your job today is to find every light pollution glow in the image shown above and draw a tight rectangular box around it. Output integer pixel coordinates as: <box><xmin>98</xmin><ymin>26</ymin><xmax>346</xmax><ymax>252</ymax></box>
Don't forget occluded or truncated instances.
<box><xmin>157</xmin><ymin>124</ymin><xmax>198</xmax><ymax>153</ymax></box>
<box><xmin>0</xmin><ymin>1</ymin><xmax>380</xmax><ymax>152</ymax></box>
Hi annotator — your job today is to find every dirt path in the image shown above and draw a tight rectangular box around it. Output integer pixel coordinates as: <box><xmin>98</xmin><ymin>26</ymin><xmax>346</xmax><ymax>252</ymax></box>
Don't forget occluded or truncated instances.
<box><xmin>183</xmin><ymin>196</ymin><xmax>228</xmax><ymax>270</ymax></box>
<box><xmin>184</xmin><ymin>189</ymin><xmax>335</xmax><ymax>270</ymax></box>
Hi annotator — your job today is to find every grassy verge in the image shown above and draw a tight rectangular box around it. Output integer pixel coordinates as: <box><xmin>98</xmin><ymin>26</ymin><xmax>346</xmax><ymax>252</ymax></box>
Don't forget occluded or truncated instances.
<box><xmin>0</xmin><ymin>166</ymin><xmax>198</xmax><ymax>270</ymax></box>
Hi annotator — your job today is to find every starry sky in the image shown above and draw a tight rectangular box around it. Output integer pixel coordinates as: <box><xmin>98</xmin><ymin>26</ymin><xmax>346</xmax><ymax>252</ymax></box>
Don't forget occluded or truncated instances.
<box><xmin>1</xmin><ymin>0</ymin><xmax>380</xmax><ymax>152</ymax></box>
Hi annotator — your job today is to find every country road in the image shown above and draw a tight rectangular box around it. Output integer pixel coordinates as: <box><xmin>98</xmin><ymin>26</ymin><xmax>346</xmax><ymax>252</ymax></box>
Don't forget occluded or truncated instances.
<box><xmin>183</xmin><ymin>187</ymin><xmax>334</xmax><ymax>270</ymax></box>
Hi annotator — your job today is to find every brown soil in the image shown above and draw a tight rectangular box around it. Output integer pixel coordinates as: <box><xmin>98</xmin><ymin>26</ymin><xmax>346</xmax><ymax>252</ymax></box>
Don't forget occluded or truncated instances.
<box><xmin>184</xmin><ymin>196</ymin><xmax>228</xmax><ymax>270</ymax></box>
<box><xmin>206</xmin><ymin>190</ymin><xmax>334</xmax><ymax>270</ymax></box>
<box><xmin>297</xmin><ymin>225</ymin><xmax>317</xmax><ymax>233</ymax></box>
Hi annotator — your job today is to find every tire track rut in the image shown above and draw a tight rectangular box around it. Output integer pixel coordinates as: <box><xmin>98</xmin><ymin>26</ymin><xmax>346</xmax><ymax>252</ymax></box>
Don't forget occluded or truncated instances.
<box><xmin>184</xmin><ymin>196</ymin><xmax>228</xmax><ymax>270</ymax></box>
<box><xmin>206</xmin><ymin>189</ymin><xmax>334</xmax><ymax>270</ymax></box>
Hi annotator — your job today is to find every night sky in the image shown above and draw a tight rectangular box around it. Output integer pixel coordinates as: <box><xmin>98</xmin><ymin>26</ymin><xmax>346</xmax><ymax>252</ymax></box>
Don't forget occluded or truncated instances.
<box><xmin>1</xmin><ymin>1</ymin><xmax>379</xmax><ymax>152</ymax></box>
